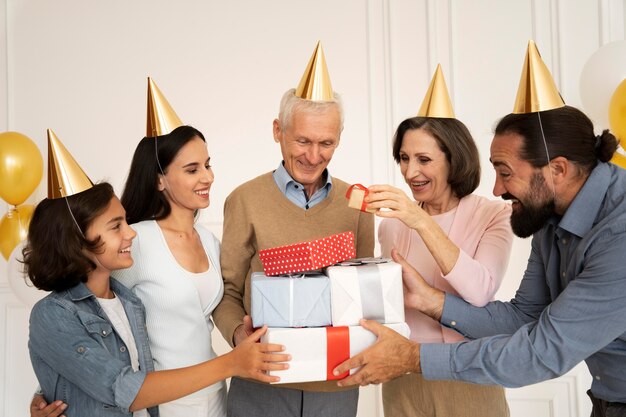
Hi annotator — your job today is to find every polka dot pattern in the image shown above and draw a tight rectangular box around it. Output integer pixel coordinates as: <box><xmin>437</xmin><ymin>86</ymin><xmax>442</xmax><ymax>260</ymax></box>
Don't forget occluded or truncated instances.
<box><xmin>259</xmin><ymin>231</ymin><xmax>356</xmax><ymax>276</ymax></box>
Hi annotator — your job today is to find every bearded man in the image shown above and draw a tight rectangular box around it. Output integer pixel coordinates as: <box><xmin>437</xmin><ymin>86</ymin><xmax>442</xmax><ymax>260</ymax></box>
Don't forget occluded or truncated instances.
<box><xmin>333</xmin><ymin>105</ymin><xmax>626</xmax><ymax>417</ymax></box>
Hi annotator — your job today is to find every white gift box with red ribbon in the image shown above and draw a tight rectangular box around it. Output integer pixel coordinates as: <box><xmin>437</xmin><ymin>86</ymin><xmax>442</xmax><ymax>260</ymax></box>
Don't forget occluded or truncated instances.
<box><xmin>258</xmin><ymin>231</ymin><xmax>356</xmax><ymax>276</ymax></box>
<box><xmin>325</xmin><ymin>259</ymin><xmax>405</xmax><ymax>326</ymax></box>
<box><xmin>261</xmin><ymin>322</ymin><xmax>410</xmax><ymax>384</ymax></box>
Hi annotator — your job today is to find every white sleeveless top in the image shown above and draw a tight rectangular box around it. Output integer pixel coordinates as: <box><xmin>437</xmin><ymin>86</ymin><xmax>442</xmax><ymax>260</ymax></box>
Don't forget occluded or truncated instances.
<box><xmin>113</xmin><ymin>220</ymin><xmax>225</xmax><ymax>416</ymax></box>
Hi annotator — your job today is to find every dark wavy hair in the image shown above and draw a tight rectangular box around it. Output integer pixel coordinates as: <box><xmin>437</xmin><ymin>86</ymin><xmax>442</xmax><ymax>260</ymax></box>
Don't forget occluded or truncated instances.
<box><xmin>392</xmin><ymin>117</ymin><xmax>481</xmax><ymax>199</ymax></box>
<box><xmin>22</xmin><ymin>182</ymin><xmax>115</xmax><ymax>292</ymax></box>
<box><xmin>494</xmin><ymin>105</ymin><xmax>618</xmax><ymax>174</ymax></box>
<box><xmin>121</xmin><ymin>125</ymin><xmax>206</xmax><ymax>225</ymax></box>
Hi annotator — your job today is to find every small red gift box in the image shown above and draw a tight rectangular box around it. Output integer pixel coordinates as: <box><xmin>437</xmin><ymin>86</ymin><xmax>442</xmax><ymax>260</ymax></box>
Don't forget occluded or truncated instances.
<box><xmin>346</xmin><ymin>184</ymin><xmax>376</xmax><ymax>213</ymax></box>
<box><xmin>259</xmin><ymin>231</ymin><xmax>356</xmax><ymax>276</ymax></box>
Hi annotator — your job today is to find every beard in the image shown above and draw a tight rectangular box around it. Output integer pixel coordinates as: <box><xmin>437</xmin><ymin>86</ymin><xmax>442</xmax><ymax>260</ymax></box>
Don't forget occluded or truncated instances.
<box><xmin>506</xmin><ymin>173</ymin><xmax>555</xmax><ymax>238</ymax></box>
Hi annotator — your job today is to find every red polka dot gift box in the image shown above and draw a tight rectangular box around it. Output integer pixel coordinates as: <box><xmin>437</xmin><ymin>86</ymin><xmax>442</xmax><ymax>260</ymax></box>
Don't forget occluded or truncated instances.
<box><xmin>259</xmin><ymin>231</ymin><xmax>356</xmax><ymax>276</ymax></box>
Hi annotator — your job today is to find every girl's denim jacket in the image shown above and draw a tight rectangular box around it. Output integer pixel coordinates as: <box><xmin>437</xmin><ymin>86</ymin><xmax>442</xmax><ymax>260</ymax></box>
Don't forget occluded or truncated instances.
<box><xmin>29</xmin><ymin>278</ymin><xmax>159</xmax><ymax>417</ymax></box>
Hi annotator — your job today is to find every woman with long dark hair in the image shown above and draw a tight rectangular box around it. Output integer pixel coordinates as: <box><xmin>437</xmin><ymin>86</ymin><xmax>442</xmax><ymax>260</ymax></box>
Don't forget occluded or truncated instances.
<box><xmin>113</xmin><ymin>124</ymin><xmax>233</xmax><ymax>417</ymax></box>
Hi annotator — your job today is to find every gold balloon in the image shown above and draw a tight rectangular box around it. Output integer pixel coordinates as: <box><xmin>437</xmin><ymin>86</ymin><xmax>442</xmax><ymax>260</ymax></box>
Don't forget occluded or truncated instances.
<box><xmin>609</xmin><ymin>78</ymin><xmax>626</xmax><ymax>143</ymax></box>
<box><xmin>0</xmin><ymin>205</ymin><xmax>34</xmax><ymax>260</ymax></box>
<box><xmin>611</xmin><ymin>150</ymin><xmax>626</xmax><ymax>170</ymax></box>
<box><xmin>0</xmin><ymin>132</ymin><xmax>43</xmax><ymax>205</ymax></box>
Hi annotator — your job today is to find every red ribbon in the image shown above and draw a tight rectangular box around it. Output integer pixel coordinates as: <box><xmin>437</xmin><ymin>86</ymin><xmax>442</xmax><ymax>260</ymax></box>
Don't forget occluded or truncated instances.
<box><xmin>326</xmin><ymin>326</ymin><xmax>350</xmax><ymax>380</ymax></box>
<box><xmin>346</xmin><ymin>184</ymin><xmax>369</xmax><ymax>212</ymax></box>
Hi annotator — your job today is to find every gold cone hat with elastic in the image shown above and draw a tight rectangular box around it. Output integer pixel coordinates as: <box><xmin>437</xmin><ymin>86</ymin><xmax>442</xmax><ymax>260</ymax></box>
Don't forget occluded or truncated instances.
<box><xmin>47</xmin><ymin>129</ymin><xmax>93</xmax><ymax>199</ymax></box>
<box><xmin>146</xmin><ymin>77</ymin><xmax>183</xmax><ymax>137</ymax></box>
<box><xmin>417</xmin><ymin>64</ymin><xmax>455</xmax><ymax>118</ymax></box>
<box><xmin>295</xmin><ymin>41</ymin><xmax>334</xmax><ymax>101</ymax></box>
<box><xmin>513</xmin><ymin>40</ymin><xmax>565</xmax><ymax>114</ymax></box>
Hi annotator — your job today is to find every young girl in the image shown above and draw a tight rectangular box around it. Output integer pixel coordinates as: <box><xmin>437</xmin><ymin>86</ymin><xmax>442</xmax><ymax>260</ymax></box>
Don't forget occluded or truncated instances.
<box><xmin>26</xmin><ymin>138</ymin><xmax>288</xmax><ymax>417</ymax></box>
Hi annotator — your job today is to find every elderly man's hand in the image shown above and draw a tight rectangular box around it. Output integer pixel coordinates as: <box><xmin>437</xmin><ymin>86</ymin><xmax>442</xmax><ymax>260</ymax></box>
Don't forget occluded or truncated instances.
<box><xmin>392</xmin><ymin>249</ymin><xmax>445</xmax><ymax>321</ymax></box>
<box><xmin>233</xmin><ymin>315</ymin><xmax>255</xmax><ymax>346</ymax></box>
<box><xmin>333</xmin><ymin>319</ymin><xmax>421</xmax><ymax>387</ymax></box>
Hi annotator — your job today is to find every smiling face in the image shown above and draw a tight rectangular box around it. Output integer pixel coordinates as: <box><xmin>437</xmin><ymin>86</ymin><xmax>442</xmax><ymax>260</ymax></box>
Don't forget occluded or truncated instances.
<box><xmin>399</xmin><ymin>128</ymin><xmax>454</xmax><ymax>206</ymax></box>
<box><xmin>84</xmin><ymin>196</ymin><xmax>136</xmax><ymax>274</ymax></box>
<box><xmin>490</xmin><ymin>132</ymin><xmax>555</xmax><ymax>237</ymax></box>
<box><xmin>273</xmin><ymin>107</ymin><xmax>341</xmax><ymax>197</ymax></box>
<box><xmin>158</xmin><ymin>136</ymin><xmax>214</xmax><ymax>212</ymax></box>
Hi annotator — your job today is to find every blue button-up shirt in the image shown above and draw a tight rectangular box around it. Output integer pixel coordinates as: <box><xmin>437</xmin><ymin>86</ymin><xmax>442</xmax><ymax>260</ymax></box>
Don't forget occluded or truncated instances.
<box><xmin>421</xmin><ymin>162</ymin><xmax>626</xmax><ymax>402</ymax></box>
<box><xmin>29</xmin><ymin>279</ymin><xmax>158</xmax><ymax>417</ymax></box>
<box><xmin>272</xmin><ymin>162</ymin><xmax>332</xmax><ymax>209</ymax></box>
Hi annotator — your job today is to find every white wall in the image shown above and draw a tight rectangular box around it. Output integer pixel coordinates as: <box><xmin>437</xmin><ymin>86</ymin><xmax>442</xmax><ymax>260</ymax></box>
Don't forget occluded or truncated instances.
<box><xmin>0</xmin><ymin>1</ymin><xmax>623</xmax><ymax>416</ymax></box>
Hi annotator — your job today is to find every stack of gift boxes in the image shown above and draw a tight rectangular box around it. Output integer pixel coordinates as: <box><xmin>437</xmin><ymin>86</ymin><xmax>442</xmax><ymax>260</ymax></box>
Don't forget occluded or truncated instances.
<box><xmin>252</xmin><ymin>231</ymin><xmax>410</xmax><ymax>384</ymax></box>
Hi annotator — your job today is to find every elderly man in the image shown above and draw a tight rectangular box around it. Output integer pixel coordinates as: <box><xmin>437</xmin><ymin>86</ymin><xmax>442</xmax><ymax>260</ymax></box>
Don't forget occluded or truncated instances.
<box><xmin>212</xmin><ymin>43</ymin><xmax>374</xmax><ymax>417</ymax></box>
<box><xmin>334</xmin><ymin>103</ymin><xmax>626</xmax><ymax>417</ymax></box>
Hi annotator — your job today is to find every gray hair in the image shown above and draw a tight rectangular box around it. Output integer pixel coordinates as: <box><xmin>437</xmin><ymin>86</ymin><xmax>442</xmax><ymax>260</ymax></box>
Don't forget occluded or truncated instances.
<box><xmin>277</xmin><ymin>88</ymin><xmax>345</xmax><ymax>132</ymax></box>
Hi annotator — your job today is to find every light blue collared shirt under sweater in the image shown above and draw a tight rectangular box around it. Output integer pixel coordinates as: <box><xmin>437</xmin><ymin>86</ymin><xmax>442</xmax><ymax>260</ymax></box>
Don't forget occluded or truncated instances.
<box><xmin>272</xmin><ymin>161</ymin><xmax>332</xmax><ymax>210</ymax></box>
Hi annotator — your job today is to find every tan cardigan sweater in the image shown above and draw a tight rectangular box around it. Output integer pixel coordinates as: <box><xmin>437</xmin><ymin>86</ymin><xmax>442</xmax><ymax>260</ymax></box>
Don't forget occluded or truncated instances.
<box><xmin>213</xmin><ymin>171</ymin><xmax>374</xmax><ymax>392</ymax></box>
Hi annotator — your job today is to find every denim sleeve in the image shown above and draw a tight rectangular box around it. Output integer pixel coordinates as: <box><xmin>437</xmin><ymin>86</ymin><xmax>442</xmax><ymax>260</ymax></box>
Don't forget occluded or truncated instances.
<box><xmin>29</xmin><ymin>299</ymin><xmax>146</xmax><ymax>412</ymax></box>
<box><xmin>440</xmin><ymin>235</ymin><xmax>551</xmax><ymax>339</ymax></box>
<box><xmin>422</xmin><ymin>232</ymin><xmax>626</xmax><ymax>387</ymax></box>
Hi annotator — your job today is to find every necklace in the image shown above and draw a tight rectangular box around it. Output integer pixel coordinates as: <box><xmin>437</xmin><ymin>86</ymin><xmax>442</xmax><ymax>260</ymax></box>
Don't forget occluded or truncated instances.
<box><xmin>419</xmin><ymin>199</ymin><xmax>460</xmax><ymax>216</ymax></box>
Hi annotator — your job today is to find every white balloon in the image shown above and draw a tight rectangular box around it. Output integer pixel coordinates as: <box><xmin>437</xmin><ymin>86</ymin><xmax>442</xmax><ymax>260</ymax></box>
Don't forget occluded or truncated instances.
<box><xmin>7</xmin><ymin>242</ymin><xmax>48</xmax><ymax>307</ymax></box>
<box><xmin>580</xmin><ymin>41</ymin><xmax>626</xmax><ymax>130</ymax></box>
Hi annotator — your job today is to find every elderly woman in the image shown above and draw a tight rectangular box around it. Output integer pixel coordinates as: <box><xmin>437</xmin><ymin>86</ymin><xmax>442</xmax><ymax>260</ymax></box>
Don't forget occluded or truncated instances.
<box><xmin>367</xmin><ymin>115</ymin><xmax>513</xmax><ymax>417</ymax></box>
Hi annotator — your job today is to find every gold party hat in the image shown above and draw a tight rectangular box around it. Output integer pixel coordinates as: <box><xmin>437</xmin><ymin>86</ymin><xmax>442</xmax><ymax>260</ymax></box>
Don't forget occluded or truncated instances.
<box><xmin>295</xmin><ymin>41</ymin><xmax>334</xmax><ymax>101</ymax></box>
<box><xmin>513</xmin><ymin>40</ymin><xmax>565</xmax><ymax>114</ymax></box>
<box><xmin>417</xmin><ymin>64</ymin><xmax>455</xmax><ymax>118</ymax></box>
<box><xmin>146</xmin><ymin>77</ymin><xmax>183</xmax><ymax>137</ymax></box>
<box><xmin>47</xmin><ymin>129</ymin><xmax>94</xmax><ymax>199</ymax></box>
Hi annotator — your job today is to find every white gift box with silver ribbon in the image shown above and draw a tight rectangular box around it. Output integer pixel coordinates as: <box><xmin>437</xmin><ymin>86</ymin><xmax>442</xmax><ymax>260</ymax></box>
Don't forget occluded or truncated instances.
<box><xmin>251</xmin><ymin>272</ymin><xmax>332</xmax><ymax>328</ymax></box>
<box><xmin>325</xmin><ymin>258</ymin><xmax>404</xmax><ymax>326</ymax></box>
